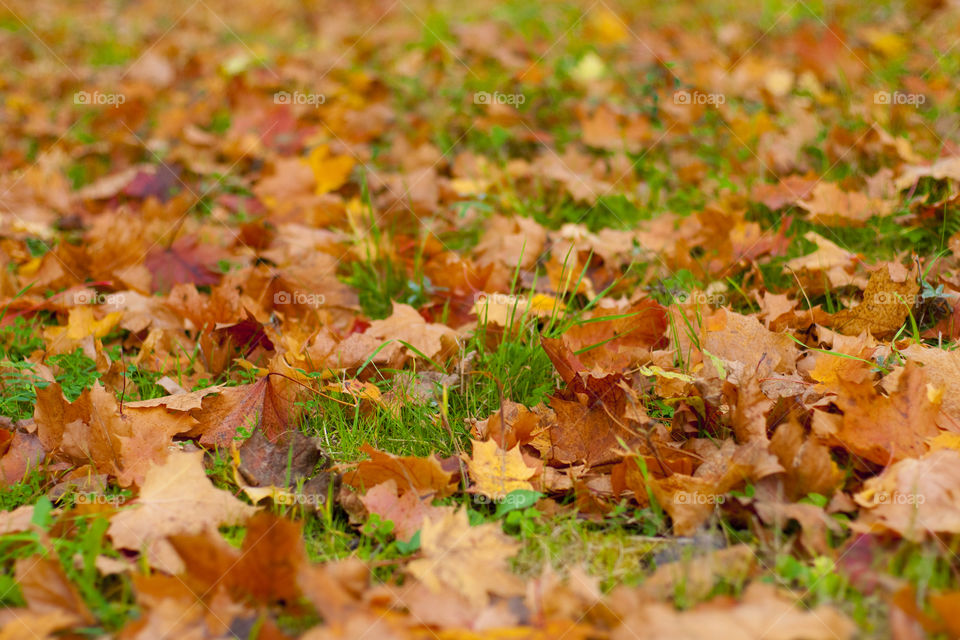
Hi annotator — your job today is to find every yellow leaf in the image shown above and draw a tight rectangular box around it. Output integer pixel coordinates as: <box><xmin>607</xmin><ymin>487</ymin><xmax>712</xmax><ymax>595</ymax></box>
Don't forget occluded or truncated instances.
<box><xmin>306</xmin><ymin>144</ymin><xmax>354</xmax><ymax>195</ymax></box>
<box><xmin>471</xmin><ymin>293</ymin><xmax>563</xmax><ymax>326</ymax></box>
<box><xmin>571</xmin><ymin>52</ymin><xmax>606</xmax><ymax>84</ymax></box>
<box><xmin>18</xmin><ymin>256</ymin><xmax>43</xmax><ymax>277</ymax></box>
<box><xmin>324</xmin><ymin>379</ymin><xmax>383</xmax><ymax>403</ymax></box>
<box><xmin>637</xmin><ymin>365</ymin><xmax>695</xmax><ymax>383</ymax></box>
<box><xmin>862</xmin><ymin>28</ymin><xmax>907</xmax><ymax>59</ymax></box>
<box><xmin>234</xmin><ymin>358</ymin><xmax>268</xmax><ymax>377</ymax></box>
<box><xmin>930</xmin><ymin>432</ymin><xmax>960</xmax><ymax>453</ymax></box>
<box><xmin>528</xmin><ymin>293</ymin><xmax>564</xmax><ymax>315</ymax></box>
<box><xmin>764</xmin><ymin>69</ymin><xmax>794</xmax><ymax>97</ymax></box>
<box><xmin>46</xmin><ymin>307</ymin><xmax>123</xmax><ymax>342</ymax></box>
<box><xmin>466</xmin><ymin>439</ymin><xmax>536</xmax><ymax>500</ymax></box>
<box><xmin>449</xmin><ymin>178</ymin><xmax>489</xmax><ymax>196</ymax></box>
<box><xmin>585</xmin><ymin>7</ymin><xmax>629</xmax><ymax>44</ymax></box>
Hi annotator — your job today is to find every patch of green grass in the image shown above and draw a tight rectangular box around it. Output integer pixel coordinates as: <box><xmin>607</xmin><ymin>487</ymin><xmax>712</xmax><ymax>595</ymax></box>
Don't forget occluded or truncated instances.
<box><xmin>0</xmin><ymin>467</ymin><xmax>48</xmax><ymax>511</ymax></box>
<box><xmin>344</xmin><ymin>257</ymin><xmax>431</xmax><ymax>320</ymax></box>
<box><xmin>301</xmin><ymin>501</ymin><xmax>421</xmax><ymax>575</ymax></box>
<box><xmin>341</xmin><ymin>181</ymin><xmax>433</xmax><ymax>319</ymax></box>
<box><xmin>890</xmin><ymin>541</ymin><xmax>960</xmax><ymax>599</ymax></box>
<box><xmin>0</xmin><ymin>502</ymin><xmax>137</xmax><ymax>631</ymax></box>
<box><xmin>117</xmin><ymin>363</ymin><xmax>167</xmax><ymax>402</ymax></box>
<box><xmin>49</xmin><ymin>347</ymin><xmax>101</xmax><ymax>401</ymax></box>
<box><xmin>467</xmin><ymin>326</ymin><xmax>557</xmax><ymax>408</ymax></box>
<box><xmin>507</xmin><ymin>501</ymin><xmax>667</xmax><ymax>589</ymax></box>
<box><xmin>296</xmin><ymin>302</ymin><xmax>556</xmax><ymax>461</ymax></box>
<box><xmin>769</xmin><ymin>553</ymin><xmax>885</xmax><ymax>631</ymax></box>
<box><xmin>205</xmin><ymin>448</ymin><xmax>238</xmax><ymax>492</ymax></box>
<box><xmin>87</xmin><ymin>39</ymin><xmax>137</xmax><ymax>67</ymax></box>
<box><xmin>0</xmin><ymin>361</ymin><xmax>46</xmax><ymax>421</ymax></box>
<box><xmin>0</xmin><ymin>314</ymin><xmax>48</xmax><ymax>420</ymax></box>
<box><xmin>300</xmin><ymin>378</ymin><xmax>468</xmax><ymax>460</ymax></box>
<box><xmin>534</xmin><ymin>194</ymin><xmax>649</xmax><ymax>231</ymax></box>
<box><xmin>0</xmin><ymin>315</ymin><xmax>43</xmax><ymax>361</ymax></box>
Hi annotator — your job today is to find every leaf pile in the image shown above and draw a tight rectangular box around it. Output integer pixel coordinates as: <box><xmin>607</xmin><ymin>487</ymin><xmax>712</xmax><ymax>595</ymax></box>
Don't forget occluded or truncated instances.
<box><xmin>4</xmin><ymin>0</ymin><xmax>960</xmax><ymax>637</ymax></box>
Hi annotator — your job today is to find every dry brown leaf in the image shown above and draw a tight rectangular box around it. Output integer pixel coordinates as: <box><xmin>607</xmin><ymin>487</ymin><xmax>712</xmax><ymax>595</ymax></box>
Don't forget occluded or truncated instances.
<box><xmin>342</xmin><ymin>444</ymin><xmax>458</xmax><ymax>498</ymax></box>
<box><xmin>899</xmin><ymin>343</ymin><xmax>960</xmax><ymax>429</ymax></box>
<box><xmin>474</xmin><ymin>215</ymin><xmax>546</xmax><ymax>269</ymax></box>
<box><xmin>406</xmin><ymin>509</ymin><xmax>523</xmax><ymax>609</ymax></box>
<box><xmin>831</xmin><ymin>362</ymin><xmax>938</xmax><ymax>466</ymax></box>
<box><xmin>170</xmin><ymin>511</ymin><xmax>306</xmax><ymax>606</ymax></box>
<box><xmin>610</xmin><ymin>582</ymin><xmax>855</xmax><ymax>640</ymax></box>
<box><xmin>830</xmin><ymin>263</ymin><xmax>919</xmax><ymax>337</ymax></box>
<box><xmin>0</xmin><ymin>610</ymin><xmax>81</xmax><ymax>640</ymax></box>
<box><xmin>363</xmin><ymin>302</ymin><xmax>458</xmax><ymax>363</ymax></box>
<box><xmin>15</xmin><ymin>556</ymin><xmax>93</xmax><ymax>625</ymax></box>
<box><xmin>701</xmin><ymin>308</ymin><xmax>799</xmax><ymax>376</ymax></box>
<box><xmin>108</xmin><ymin>450</ymin><xmax>257</xmax><ymax>572</ymax></box>
<box><xmin>125</xmin><ymin>384</ymin><xmax>227</xmax><ymax>412</ymax></box>
<box><xmin>34</xmin><ymin>383</ymin><xmax>195</xmax><ymax>487</ymax></box>
<box><xmin>641</xmin><ymin>545</ymin><xmax>756</xmax><ymax>601</ymax></box>
<box><xmin>784</xmin><ymin>232</ymin><xmax>864</xmax><ymax>290</ymax></box>
<box><xmin>854</xmin><ymin>449</ymin><xmax>960</xmax><ymax>541</ymax></box>
<box><xmin>359</xmin><ymin>479</ymin><xmax>451</xmax><ymax>542</ymax></box>
<box><xmin>769</xmin><ymin>419</ymin><xmax>843</xmax><ymax>499</ymax></box>
<box><xmin>187</xmin><ymin>376</ymin><xmax>296</xmax><ymax>446</ymax></box>
<box><xmin>755</xmin><ymin>501</ymin><xmax>843</xmax><ymax>555</ymax></box>
<box><xmin>797</xmin><ymin>181</ymin><xmax>890</xmax><ymax>226</ymax></box>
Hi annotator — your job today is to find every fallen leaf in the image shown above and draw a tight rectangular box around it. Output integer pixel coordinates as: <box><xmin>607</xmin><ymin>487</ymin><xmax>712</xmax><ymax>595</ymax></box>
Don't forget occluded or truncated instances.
<box><xmin>170</xmin><ymin>511</ymin><xmax>306</xmax><ymax>606</ymax></box>
<box><xmin>145</xmin><ymin>235</ymin><xmax>225</xmax><ymax>294</ymax></box>
<box><xmin>363</xmin><ymin>302</ymin><xmax>458</xmax><ymax>363</ymax></box>
<box><xmin>15</xmin><ymin>557</ymin><xmax>93</xmax><ymax>625</ymax></box>
<box><xmin>784</xmin><ymin>232</ymin><xmax>863</xmax><ymax>290</ymax></box>
<box><xmin>342</xmin><ymin>444</ymin><xmax>458</xmax><ymax>498</ymax></box>
<box><xmin>899</xmin><ymin>343</ymin><xmax>960</xmax><ymax>429</ymax></box>
<box><xmin>769</xmin><ymin>419</ymin><xmax>843</xmax><ymax>499</ymax></box>
<box><xmin>466</xmin><ymin>439</ymin><xmax>537</xmax><ymax>499</ymax></box>
<box><xmin>855</xmin><ymin>448</ymin><xmax>960</xmax><ymax>541</ymax></box>
<box><xmin>611</xmin><ymin>582</ymin><xmax>855</xmax><ymax>639</ymax></box>
<box><xmin>307</xmin><ymin>144</ymin><xmax>355</xmax><ymax>195</ymax></box>
<box><xmin>188</xmin><ymin>375</ymin><xmax>296</xmax><ymax>446</ymax></box>
<box><xmin>108</xmin><ymin>450</ymin><xmax>257</xmax><ymax>572</ymax></box>
<box><xmin>359</xmin><ymin>479</ymin><xmax>450</xmax><ymax>542</ymax></box>
<box><xmin>407</xmin><ymin>509</ymin><xmax>523</xmax><ymax>609</ymax></box>
<box><xmin>701</xmin><ymin>308</ymin><xmax>799</xmax><ymax>377</ymax></box>
<box><xmin>830</xmin><ymin>263</ymin><xmax>919</xmax><ymax>337</ymax></box>
<box><xmin>797</xmin><ymin>181</ymin><xmax>890</xmax><ymax>226</ymax></box>
<box><xmin>34</xmin><ymin>383</ymin><xmax>195</xmax><ymax>487</ymax></box>
<box><xmin>830</xmin><ymin>362</ymin><xmax>938</xmax><ymax>466</ymax></box>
